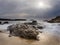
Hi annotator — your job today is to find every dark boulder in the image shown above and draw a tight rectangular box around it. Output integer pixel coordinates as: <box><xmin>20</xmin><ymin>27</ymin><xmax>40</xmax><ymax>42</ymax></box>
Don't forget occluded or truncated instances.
<box><xmin>7</xmin><ymin>23</ymin><xmax>39</xmax><ymax>40</ymax></box>
<box><xmin>0</xmin><ymin>22</ymin><xmax>1</xmax><ymax>24</ymax></box>
<box><xmin>37</xmin><ymin>26</ymin><xmax>43</xmax><ymax>29</ymax></box>
<box><xmin>3</xmin><ymin>21</ymin><xmax>9</xmax><ymax>24</ymax></box>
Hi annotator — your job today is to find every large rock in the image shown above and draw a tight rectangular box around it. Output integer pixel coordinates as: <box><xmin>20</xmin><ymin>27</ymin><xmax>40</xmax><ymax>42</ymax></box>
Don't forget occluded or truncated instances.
<box><xmin>7</xmin><ymin>23</ymin><xmax>39</xmax><ymax>40</ymax></box>
<box><xmin>48</xmin><ymin>16</ymin><xmax>60</xmax><ymax>23</ymax></box>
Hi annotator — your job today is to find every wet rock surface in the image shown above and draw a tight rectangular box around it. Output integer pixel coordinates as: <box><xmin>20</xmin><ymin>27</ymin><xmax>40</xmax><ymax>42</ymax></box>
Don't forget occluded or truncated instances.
<box><xmin>7</xmin><ymin>23</ymin><xmax>40</xmax><ymax>40</ymax></box>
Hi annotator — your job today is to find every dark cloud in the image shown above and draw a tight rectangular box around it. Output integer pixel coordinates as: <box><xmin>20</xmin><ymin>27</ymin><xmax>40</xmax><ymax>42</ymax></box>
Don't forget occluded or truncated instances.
<box><xmin>0</xmin><ymin>0</ymin><xmax>60</xmax><ymax>20</ymax></box>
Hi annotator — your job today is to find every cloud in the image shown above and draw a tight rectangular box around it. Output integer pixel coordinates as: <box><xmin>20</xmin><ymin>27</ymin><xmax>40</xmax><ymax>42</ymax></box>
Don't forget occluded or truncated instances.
<box><xmin>0</xmin><ymin>0</ymin><xmax>60</xmax><ymax>20</ymax></box>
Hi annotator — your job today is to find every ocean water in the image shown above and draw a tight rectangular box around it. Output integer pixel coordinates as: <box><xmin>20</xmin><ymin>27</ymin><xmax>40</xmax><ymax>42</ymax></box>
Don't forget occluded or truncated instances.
<box><xmin>0</xmin><ymin>21</ymin><xmax>60</xmax><ymax>36</ymax></box>
<box><xmin>40</xmin><ymin>22</ymin><xmax>60</xmax><ymax>36</ymax></box>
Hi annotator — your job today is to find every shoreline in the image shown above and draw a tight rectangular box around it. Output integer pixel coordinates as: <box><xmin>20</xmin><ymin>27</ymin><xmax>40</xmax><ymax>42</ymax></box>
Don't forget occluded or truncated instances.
<box><xmin>0</xmin><ymin>31</ymin><xmax>60</xmax><ymax>45</ymax></box>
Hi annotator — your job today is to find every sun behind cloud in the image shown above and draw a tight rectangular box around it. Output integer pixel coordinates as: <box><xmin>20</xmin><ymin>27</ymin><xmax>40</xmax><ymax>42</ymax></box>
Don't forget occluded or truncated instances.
<box><xmin>37</xmin><ymin>1</ymin><xmax>52</xmax><ymax>9</ymax></box>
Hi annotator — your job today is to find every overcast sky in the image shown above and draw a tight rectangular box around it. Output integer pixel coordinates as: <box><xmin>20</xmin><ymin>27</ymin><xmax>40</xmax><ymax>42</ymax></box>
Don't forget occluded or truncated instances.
<box><xmin>0</xmin><ymin>0</ymin><xmax>60</xmax><ymax>20</ymax></box>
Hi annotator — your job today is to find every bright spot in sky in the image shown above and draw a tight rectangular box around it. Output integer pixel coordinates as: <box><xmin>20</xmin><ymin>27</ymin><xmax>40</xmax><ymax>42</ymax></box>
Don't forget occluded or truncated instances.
<box><xmin>37</xmin><ymin>1</ymin><xmax>51</xmax><ymax>9</ymax></box>
<box><xmin>38</xmin><ymin>2</ymin><xmax>45</xmax><ymax>8</ymax></box>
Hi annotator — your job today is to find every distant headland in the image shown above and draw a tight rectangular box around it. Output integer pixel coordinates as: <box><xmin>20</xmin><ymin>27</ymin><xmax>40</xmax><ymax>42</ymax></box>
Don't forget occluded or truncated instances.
<box><xmin>0</xmin><ymin>18</ymin><xmax>26</xmax><ymax>21</ymax></box>
<box><xmin>47</xmin><ymin>16</ymin><xmax>60</xmax><ymax>23</ymax></box>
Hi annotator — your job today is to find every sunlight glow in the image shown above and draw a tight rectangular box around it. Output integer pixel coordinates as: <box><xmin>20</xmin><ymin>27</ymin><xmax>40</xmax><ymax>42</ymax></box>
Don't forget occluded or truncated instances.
<box><xmin>37</xmin><ymin>1</ymin><xmax>51</xmax><ymax>9</ymax></box>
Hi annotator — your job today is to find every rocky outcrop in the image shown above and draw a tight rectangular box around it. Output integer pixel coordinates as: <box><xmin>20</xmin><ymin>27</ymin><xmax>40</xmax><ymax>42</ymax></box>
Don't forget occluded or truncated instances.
<box><xmin>48</xmin><ymin>16</ymin><xmax>60</xmax><ymax>23</ymax></box>
<box><xmin>7</xmin><ymin>23</ymin><xmax>40</xmax><ymax>40</ymax></box>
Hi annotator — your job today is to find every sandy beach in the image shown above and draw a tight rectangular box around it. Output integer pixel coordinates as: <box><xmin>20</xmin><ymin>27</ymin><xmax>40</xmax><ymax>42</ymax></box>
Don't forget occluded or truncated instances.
<box><xmin>0</xmin><ymin>32</ymin><xmax>60</xmax><ymax>45</ymax></box>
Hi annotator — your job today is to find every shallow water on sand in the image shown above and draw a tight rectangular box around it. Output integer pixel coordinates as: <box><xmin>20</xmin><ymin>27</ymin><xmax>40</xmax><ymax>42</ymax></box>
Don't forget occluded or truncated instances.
<box><xmin>0</xmin><ymin>32</ymin><xmax>60</xmax><ymax>45</ymax></box>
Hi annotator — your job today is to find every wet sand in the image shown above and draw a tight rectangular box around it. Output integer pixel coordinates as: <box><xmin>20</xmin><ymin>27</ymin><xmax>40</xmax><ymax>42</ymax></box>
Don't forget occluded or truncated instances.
<box><xmin>0</xmin><ymin>32</ymin><xmax>60</xmax><ymax>45</ymax></box>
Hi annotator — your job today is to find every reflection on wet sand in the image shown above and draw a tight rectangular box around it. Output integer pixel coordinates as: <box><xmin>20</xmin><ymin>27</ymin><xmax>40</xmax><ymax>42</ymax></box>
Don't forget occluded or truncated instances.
<box><xmin>0</xmin><ymin>32</ymin><xmax>60</xmax><ymax>45</ymax></box>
